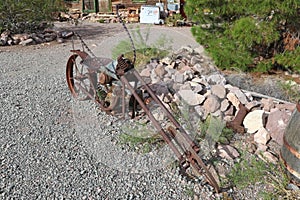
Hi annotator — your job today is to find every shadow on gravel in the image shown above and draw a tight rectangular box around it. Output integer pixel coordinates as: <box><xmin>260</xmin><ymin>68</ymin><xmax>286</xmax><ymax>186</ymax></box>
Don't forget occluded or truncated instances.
<box><xmin>55</xmin><ymin>22</ymin><xmax>123</xmax><ymax>40</ymax></box>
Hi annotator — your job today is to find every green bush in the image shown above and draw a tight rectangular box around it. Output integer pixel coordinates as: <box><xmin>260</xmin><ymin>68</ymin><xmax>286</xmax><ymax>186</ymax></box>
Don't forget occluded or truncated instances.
<box><xmin>184</xmin><ymin>0</ymin><xmax>300</xmax><ymax>72</ymax></box>
<box><xmin>112</xmin><ymin>26</ymin><xmax>172</xmax><ymax>69</ymax></box>
<box><xmin>0</xmin><ymin>0</ymin><xmax>64</xmax><ymax>34</ymax></box>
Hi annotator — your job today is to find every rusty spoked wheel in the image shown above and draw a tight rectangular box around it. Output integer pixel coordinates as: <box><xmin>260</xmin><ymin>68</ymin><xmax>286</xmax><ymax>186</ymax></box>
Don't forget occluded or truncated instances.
<box><xmin>66</xmin><ymin>54</ymin><xmax>97</xmax><ymax>101</ymax></box>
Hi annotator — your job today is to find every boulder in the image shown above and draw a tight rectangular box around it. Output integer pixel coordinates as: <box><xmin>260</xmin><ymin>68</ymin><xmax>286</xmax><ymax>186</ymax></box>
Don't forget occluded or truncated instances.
<box><xmin>206</xmin><ymin>74</ymin><xmax>226</xmax><ymax>85</ymax></box>
<box><xmin>245</xmin><ymin>101</ymin><xmax>262</xmax><ymax>111</ymax></box>
<box><xmin>227</xmin><ymin>86</ymin><xmax>249</xmax><ymax>104</ymax></box>
<box><xmin>211</xmin><ymin>84</ymin><xmax>226</xmax><ymax>99</ymax></box>
<box><xmin>266</xmin><ymin>108</ymin><xmax>291</xmax><ymax>145</ymax></box>
<box><xmin>177</xmin><ymin>89</ymin><xmax>206</xmax><ymax>106</ymax></box>
<box><xmin>220</xmin><ymin>99</ymin><xmax>230</xmax><ymax>112</ymax></box>
<box><xmin>203</xmin><ymin>95</ymin><xmax>221</xmax><ymax>113</ymax></box>
<box><xmin>253</xmin><ymin>127</ymin><xmax>271</xmax><ymax>145</ymax></box>
<box><xmin>243</xmin><ymin>110</ymin><xmax>266</xmax><ymax>134</ymax></box>
<box><xmin>154</xmin><ymin>64</ymin><xmax>167</xmax><ymax>78</ymax></box>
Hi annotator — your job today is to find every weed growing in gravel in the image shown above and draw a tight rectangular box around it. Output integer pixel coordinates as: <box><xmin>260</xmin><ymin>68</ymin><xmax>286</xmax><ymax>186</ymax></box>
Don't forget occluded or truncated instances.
<box><xmin>117</xmin><ymin>122</ymin><xmax>164</xmax><ymax>154</ymax></box>
<box><xmin>118</xmin><ymin>133</ymin><xmax>163</xmax><ymax>153</ymax></box>
<box><xmin>278</xmin><ymin>80</ymin><xmax>300</xmax><ymax>102</ymax></box>
<box><xmin>184</xmin><ymin>185</ymin><xmax>195</xmax><ymax>197</ymax></box>
<box><xmin>226</xmin><ymin>153</ymin><xmax>268</xmax><ymax>189</ymax></box>
<box><xmin>226</xmin><ymin>152</ymin><xmax>300</xmax><ymax>199</ymax></box>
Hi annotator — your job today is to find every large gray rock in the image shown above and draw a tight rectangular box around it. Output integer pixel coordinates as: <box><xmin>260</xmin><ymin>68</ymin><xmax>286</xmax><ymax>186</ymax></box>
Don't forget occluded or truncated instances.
<box><xmin>206</xmin><ymin>74</ymin><xmax>226</xmax><ymax>85</ymax></box>
<box><xmin>177</xmin><ymin>89</ymin><xmax>206</xmax><ymax>106</ymax></box>
<box><xmin>211</xmin><ymin>84</ymin><xmax>226</xmax><ymax>99</ymax></box>
<box><xmin>227</xmin><ymin>86</ymin><xmax>249</xmax><ymax>104</ymax></box>
<box><xmin>203</xmin><ymin>95</ymin><xmax>221</xmax><ymax>113</ymax></box>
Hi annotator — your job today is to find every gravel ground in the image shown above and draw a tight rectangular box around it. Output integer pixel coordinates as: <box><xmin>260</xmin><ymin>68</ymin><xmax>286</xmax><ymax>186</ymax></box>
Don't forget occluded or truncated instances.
<box><xmin>3</xmin><ymin>21</ymin><xmax>290</xmax><ymax>200</ymax></box>
<box><xmin>0</xmin><ymin>22</ymin><xmax>218</xmax><ymax>199</ymax></box>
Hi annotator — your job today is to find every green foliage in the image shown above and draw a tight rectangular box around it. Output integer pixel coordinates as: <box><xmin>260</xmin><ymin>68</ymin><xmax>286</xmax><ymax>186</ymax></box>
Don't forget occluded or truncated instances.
<box><xmin>165</xmin><ymin>14</ymin><xmax>184</xmax><ymax>27</ymax></box>
<box><xmin>229</xmin><ymin>17</ymin><xmax>280</xmax><ymax>47</ymax></box>
<box><xmin>0</xmin><ymin>0</ymin><xmax>64</xmax><ymax>34</ymax></box>
<box><xmin>254</xmin><ymin>46</ymin><xmax>300</xmax><ymax>73</ymax></box>
<box><xmin>226</xmin><ymin>152</ymin><xmax>300</xmax><ymax>199</ymax></box>
<box><xmin>118</xmin><ymin>133</ymin><xmax>163</xmax><ymax>154</ymax></box>
<box><xmin>112</xmin><ymin>26</ymin><xmax>172</xmax><ymax>69</ymax></box>
<box><xmin>254</xmin><ymin>60</ymin><xmax>273</xmax><ymax>72</ymax></box>
<box><xmin>185</xmin><ymin>0</ymin><xmax>300</xmax><ymax>72</ymax></box>
<box><xmin>198</xmin><ymin>115</ymin><xmax>234</xmax><ymax>144</ymax></box>
<box><xmin>118</xmin><ymin>122</ymin><xmax>164</xmax><ymax>154</ymax></box>
<box><xmin>184</xmin><ymin>185</ymin><xmax>195</xmax><ymax>197</ymax></box>
<box><xmin>274</xmin><ymin>47</ymin><xmax>300</xmax><ymax>72</ymax></box>
<box><xmin>227</xmin><ymin>154</ymin><xmax>269</xmax><ymax>189</ymax></box>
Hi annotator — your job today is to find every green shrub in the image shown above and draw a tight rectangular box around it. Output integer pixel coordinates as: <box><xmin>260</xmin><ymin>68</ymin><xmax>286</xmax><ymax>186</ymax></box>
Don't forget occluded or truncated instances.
<box><xmin>0</xmin><ymin>0</ymin><xmax>64</xmax><ymax>34</ymax></box>
<box><xmin>274</xmin><ymin>47</ymin><xmax>300</xmax><ymax>72</ymax></box>
<box><xmin>184</xmin><ymin>0</ymin><xmax>300</xmax><ymax>72</ymax></box>
<box><xmin>112</xmin><ymin>26</ymin><xmax>172</xmax><ymax>69</ymax></box>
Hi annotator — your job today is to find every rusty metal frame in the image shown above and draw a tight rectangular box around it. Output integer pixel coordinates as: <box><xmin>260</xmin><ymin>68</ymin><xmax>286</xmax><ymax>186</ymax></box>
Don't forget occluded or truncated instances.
<box><xmin>66</xmin><ymin>50</ymin><xmax>220</xmax><ymax>193</ymax></box>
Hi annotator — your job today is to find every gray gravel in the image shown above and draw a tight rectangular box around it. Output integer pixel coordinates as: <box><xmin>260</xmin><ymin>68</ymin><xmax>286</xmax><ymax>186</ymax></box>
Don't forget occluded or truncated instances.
<box><xmin>0</xmin><ymin>23</ymin><xmax>216</xmax><ymax>200</ymax></box>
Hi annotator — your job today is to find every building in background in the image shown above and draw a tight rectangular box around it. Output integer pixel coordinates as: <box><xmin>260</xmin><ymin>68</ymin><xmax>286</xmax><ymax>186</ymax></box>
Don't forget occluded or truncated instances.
<box><xmin>62</xmin><ymin>0</ymin><xmax>186</xmax><ymax>21</ymax></box>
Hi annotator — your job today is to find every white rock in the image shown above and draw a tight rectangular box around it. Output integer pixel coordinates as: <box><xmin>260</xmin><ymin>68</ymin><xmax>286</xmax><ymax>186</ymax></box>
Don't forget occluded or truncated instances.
<box><xmin>19</xmin><ymin>38</ymin><xmax>34</xmax><ymax>46</ymax></box>
<box><xmin>228</xmin><ymin>86</ymin><xmax>249</xmax><ymax>104</ymax></box>
<box><xmin>226</xmin><ymin>92</ymin><xmax>240</xmax><ymax>109</ymax></box>
<box><xmin>220</xmin><ymin>99</ymin><xmax>230</xmax><ymax>112</ymax></box>
<box><xmin>177</xmin><ymin>90</ymin><xmax>206</xmax><ymax>106</ymax></box>
<box><xmin>243</xmin><ymin>110</ymin><xmax>265</xmax><ymax>134</ymax></box>
<box><xmin>254</xmin><ymin>127</ymin><xmax>271</xmax><ymax>145</ymax></box>
<box><xmin>173</xmin><ymin>73</ymin><xmax>185</xmax><ymax>83</ymax></box>
<box><xmin>194</xmin><ymin>46</ymin><xmax>205</xmax><ymax>54</ymax></box>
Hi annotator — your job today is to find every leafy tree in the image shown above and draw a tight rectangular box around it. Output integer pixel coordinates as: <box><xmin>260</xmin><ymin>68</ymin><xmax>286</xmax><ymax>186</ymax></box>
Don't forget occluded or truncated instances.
<box><xmin>184</xmin><ymin>0</ymin><xmax>300</xmax><ymax>72</ymax></box>
<box><xmin>0</xmin><ymin>0</ymin><xmax>64</xmax><ymax>34</ymax></box>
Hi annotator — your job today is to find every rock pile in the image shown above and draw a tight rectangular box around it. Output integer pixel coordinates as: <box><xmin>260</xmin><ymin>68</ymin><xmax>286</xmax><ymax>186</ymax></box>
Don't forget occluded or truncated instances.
<box><xmin>0</xmin><ymin>29</ymin><xmax>74</xmax><ymax>46</ymax></box>
<box><xmin>139</xmin><ymin>45</ymin><xmax>296</xmax><ymax>163</ymax></box>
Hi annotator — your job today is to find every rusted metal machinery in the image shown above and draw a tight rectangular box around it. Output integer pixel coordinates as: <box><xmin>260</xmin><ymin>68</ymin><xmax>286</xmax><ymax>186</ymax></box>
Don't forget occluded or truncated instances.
<box><xmin>65</xmin><ymin>46</ymin><xmax>220</xmax><ymax>192</ymax></box>
<box><xmin>65</xmin><ymin>11</ymin><xmax>220</xmax><ymax>191</ymax></box>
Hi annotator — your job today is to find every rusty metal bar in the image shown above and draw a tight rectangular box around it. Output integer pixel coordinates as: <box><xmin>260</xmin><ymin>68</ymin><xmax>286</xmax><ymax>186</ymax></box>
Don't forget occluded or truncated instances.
<box><xmin>119</xmin><ymin>75</ymin><xmax>183</xmax><ymax>160</ymax></box>
<box><xmin>123</xmin><ymin>70</ymin><xmax>220</xmax><ymax>193</ymax></box>
<box><xmin>66</xmin><ymin>51</ymin><xmax>220</xmax><ymax>193</ymax></box>
<box><xmin>168</xmin><ymin>126</ymin><xmax>220</xmax><ymax>192</ymax></box>
<box><xmin>132</xmin><ymin>69</ymin><xmax>199</xmax><ymax>150</ymax></box>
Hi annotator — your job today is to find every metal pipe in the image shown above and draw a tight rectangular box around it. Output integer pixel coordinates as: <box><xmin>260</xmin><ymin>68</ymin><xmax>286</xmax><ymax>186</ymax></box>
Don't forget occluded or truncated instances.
<box><xmin>132</xmin><ymin>69</ymin><xmax>199</xmax><ymax>149</ymax></box>
<box><xmin>120</xmin><ymin>75</ymin><xmax>183</xmax><ymax>160</ymax></box>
